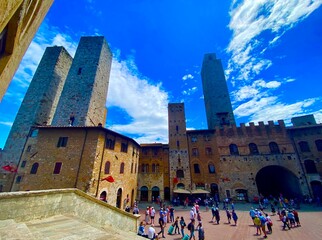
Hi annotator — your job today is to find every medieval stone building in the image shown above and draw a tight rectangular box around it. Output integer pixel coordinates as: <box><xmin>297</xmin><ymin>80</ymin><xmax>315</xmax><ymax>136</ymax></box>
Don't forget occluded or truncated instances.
<box><xmin>0</xmin><ymin>36</ymin><xmax>321</xmax><ymax>207</ymax></box>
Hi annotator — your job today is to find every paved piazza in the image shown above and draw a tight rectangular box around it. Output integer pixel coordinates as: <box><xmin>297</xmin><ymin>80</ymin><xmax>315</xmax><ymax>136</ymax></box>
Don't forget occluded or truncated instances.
<box><xmin>138</xmin><ymin>203</ymin><xmax>322</xmax><ymax>240</ymax></box>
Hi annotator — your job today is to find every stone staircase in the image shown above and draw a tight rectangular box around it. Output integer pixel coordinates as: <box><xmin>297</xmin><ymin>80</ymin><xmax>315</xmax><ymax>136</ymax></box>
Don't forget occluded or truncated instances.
<box><xmin>0</xmin><ymin>215</ymin><xmax>143</xmax><ymax>240</ymax></box>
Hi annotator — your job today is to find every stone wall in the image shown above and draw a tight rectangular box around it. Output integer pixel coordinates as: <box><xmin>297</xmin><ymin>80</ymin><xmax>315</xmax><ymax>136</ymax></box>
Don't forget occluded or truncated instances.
<box><xmin>0</xmin><ymin>188</ymin><xmax>140</xmax><ymax>233</ymax></box>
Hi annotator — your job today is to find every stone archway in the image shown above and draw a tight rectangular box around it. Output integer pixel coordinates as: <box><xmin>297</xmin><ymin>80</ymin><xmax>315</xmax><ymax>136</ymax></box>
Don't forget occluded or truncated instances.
<box><xmin>140</xmin><ymin>186</ymin><xmax>149</xmax><ymax>201</ymax></box>
<box><xmin>152</xmin><ymin>186</ymin><xmax>160</xmax><ymax>202</ymax></box>
<box><xmin>99</xmin><ymin>191</ymin><xmax>107</xmax><ymax>202</ymax></box>
<box><xmin>255</xmin><ymin>165</ymin><xmax>302</xmax><ymax>198</ymax></box>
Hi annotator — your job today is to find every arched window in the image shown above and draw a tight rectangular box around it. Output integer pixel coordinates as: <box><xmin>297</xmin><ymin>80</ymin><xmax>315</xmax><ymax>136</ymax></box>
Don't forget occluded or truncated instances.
<box><xmin>120</xmin><ymin>162</ymin><xmax>125</xmax><ymax>174</ymax></box>
<box><xmin>145</xmin><ymin>164</ymin><xmax>149</xmax><ymax>173</ymax></box>
<box><xmin>315</xmin><ymin>139</ymin><xmax>322</xmax><ymax>151</ymax></box>
<box><xmin>104</xmin><ymin>161</ymin><xmax>110</xmax><ymax>174</ymax></box>
<box><xmin>249</xmin><ymin>143</ymin><xmax>259</xmax><ymax>155</ymax></box>
<box><xmin>205</xmin><ymin>147</ymin><xmax>212</xmax><ymax>155</ymax></box>
<box><xmin>208</xmin><ymin>164</ymin><xmax>216</xmax><ymax>174</ymax></box>
<box><xmin>269</xmin><ymin>142</ymin><xmax>280</xmax><ymax>154</ymax></box>
<box><xmin>156</xmin><ymin>164</ymin><xmax>159</xmax><ymax>173</ymax></box>
<box><xmin>152</xmin><ymin>163</ymin><xmax>156</xmax><ymax>173</ymax></box>
<box><xmin>194</xmin><ymin>164</ymin><xmax>200</xmax><ymax>174</ymax></box>
<box><xmin>176</xmin><ymin>169</ymin><xmax>184</xmax><ymax>178</ymax></box>
<box><xmin>229</xmin><ymin>144</ymin><xmax>239</xmax><ymax>155</ymax></box>
<box><xmin>30</xmin><ymin>163</ymin><xmax>39</xmax><ymax>174</ymax></box>
<box><xmin>304</xmin><ymin>160</ymin><xmax>318</xmax><ymax>174</ymax></box>
<box><xmin>299</xmin><ymin>141</ymin><xmax>310</xmax><ymax>152</ymax></box>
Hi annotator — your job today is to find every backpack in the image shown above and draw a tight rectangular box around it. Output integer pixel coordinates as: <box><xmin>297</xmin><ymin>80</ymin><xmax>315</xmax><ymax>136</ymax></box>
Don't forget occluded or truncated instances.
<box><xmin>187</xmin><ymin>223</ymin><xmax>192</xmax><ymax>231</ymax></box>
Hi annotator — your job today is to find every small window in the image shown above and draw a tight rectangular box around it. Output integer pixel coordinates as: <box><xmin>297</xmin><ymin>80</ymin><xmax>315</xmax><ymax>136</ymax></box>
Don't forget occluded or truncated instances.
<box><xmin>153</xmin><ymin>148</ymin><xmax>158</xmax><ymax>156</ymax></box>
<box><xmin>177</xmin><ymin>141</ymin><xmax>180</xmax><ymax>147</ymax></box>
<box><xmin>176</xmin><ymin>169</ymin><xmax>184</xmax><ymax>178</ymax></box>
<box><xmin>30</xmin><ymin>163</ymin><xmax>39</xmax><ymax>174</ymax></box>
<box><xmin>53</xmin><ymin>162</ymin><xmax>62</xmax><ymax>174</ymax></box>
<box><xmin>249</xmin><ymin>143</ymin><xmax>259</xmax><ymax>155</ymax></box>
<box><xmin>141</xmin><ymin>164</ymin><xmax>145</xmax><ymax>173</ymax></box>
<box><xmin>229</xmin><ymin>144</ymin><xmax>239</xmax><ymax>155</ymax></box>
<box><xmin>21</xmin><ymin>160</ymin><xmax>27</xmax><ymax>168</ymax></box>
<box><xmin>120</xmin><ymin>162</ymin><xmax>125</xmax><ymax>174</ymax></box>
<box><xmin>269</xmin><ymin>142</ymin><xmax>280</xmax><ymax>154</ymax></box>
<box><xmin>104</xmin><ymin>161</ymin><xmax>110</xmax><ymax>174</ymax></box>
<box><xmin>299</xmin><ymin>141</ymin><xmax>310</xmax><ymax>152</ymax></box>
<box><xmin>156</xmin><ymin>164</ymin><xmax>159</xmax><ymax>173</ymax></box>
<box><xmin>192</xmin><ymin>148</ymin><xmax>199</xmax><ymax>156</ymax></box>
<box><xmin>57</xmin><ymin>137</ymin><xmax>68</xmax><ymax>148</ymax></box>
<box><xmin>208</xmin><ymin>164</ymin><xmax>216</xmax><ymax>174</ymax></box>
<box><xmin>105</xmin><ymin>138</ymin><xmax>115</xmax><ymax>150</ymax></box>
<box><xmin>131</xmin><ymin>162</ymin><xmax>133</xmax><ymax>173</ymax></box>
<box><xmin>315</xmin><ymin>139</ymin><xmax>322</xmax><ymax>152</ymax></box>
<box><xmin>152</xmin><ymin>163</ymin><xmax>156</xmax><ymax>173</ymax></box>
<box><xmin>16</xmin><ymin>176</ymin><xmax>22</xmax><ymax>184</ymax></box>
<box><xmin>77</xmin><ymin>67</ymin><xmax>82</xmax><ymax>75</ymax></box>
<box><xmin>176</xmin><ymin>125</ymin><xmax>179</xmax><ymax>132</ymax></box>
<box><xmin>205</xmin><ymin>147</ymin><xmax>212</xmax><ymax>155</ymax></box>
<box><xmin>204</xmin><ymin>135</ymin><xmax>211</xmax><ymax>141</ymax></box>
<box><xmin>121</xmin><ymin>143</ymin><xmax>128</xmax><ymax>153</ymax></box>
<box><xmin>191</xmin><ymin>136</ymin><xmax>197</xmax><ymax>143</ymax></box>
<box><xmin>145</xmin><ymin>164</ymin><xmax>149</xmax><ymax>173</ymax></box>
<box><xmin>27</xmin><ymin>145</ymin><xmax>31</xmax><ymax>152</ymax></box>
<box><xmin>194</xmin><ymin>164</ymin><xmax>200</xmax><ymax>174</ymax></box>
<box><xmin>304</xmin><ymin>160</ymin><xmax>317</xmax><ymax>174</ymax></box>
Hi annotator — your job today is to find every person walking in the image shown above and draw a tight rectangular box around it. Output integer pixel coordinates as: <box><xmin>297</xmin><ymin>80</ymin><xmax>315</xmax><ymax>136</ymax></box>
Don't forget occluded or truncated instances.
<box><xmin>158</xmin><ymin>213</ymin><xmax>166</xmax><ymax>238</ymax></box>
<box><xmin>226</xmin><ymin>209</ymin><xmax>232</xmax><ymax>224</ymax></box>
<box><xmin>197</xmin><ymin>222</ymin><xmax>205</xmax><ymax>240</ymax></box>
<box><xmin>173</xmin><ymin>216</ymin><xmax>180</xmax><ymax>235</ymax></box>
<box><xmin>187</xmin><ymin>219</ymin><xmax>196</xmax><ymax>240</ymax></box>
<box><xmin>253</xmin><ymin>215</ymin><xmax>262</xmax><ymax>235</ymax></box>
<box><xmin>180</xmin><ymin>216</ymin><xmax>186</xmax><ymax>238</ymax></box>
<box><xmin>232</xmin><ymin>210</ymin><xmax>238</xmax><ymax>226</ymax></box>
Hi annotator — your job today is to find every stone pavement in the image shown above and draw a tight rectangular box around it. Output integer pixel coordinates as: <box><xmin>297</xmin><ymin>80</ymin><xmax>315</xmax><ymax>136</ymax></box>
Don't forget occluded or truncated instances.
<box><xmin>138</xmin><ymin>203</ymin><xmax>322</xmax><ymax>240</ymax></box>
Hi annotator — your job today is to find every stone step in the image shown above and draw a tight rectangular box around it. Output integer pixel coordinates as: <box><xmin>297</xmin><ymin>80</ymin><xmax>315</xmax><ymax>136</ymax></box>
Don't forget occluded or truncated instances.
<box><xmin>0</xmin><ymin>219</ymin><xmax>35</xmax><ymax>240</ymax></box>
<box><xmin>25</xmin><ymin>215</ymin><xmax>143</xmax><ymax>240</ymax></box>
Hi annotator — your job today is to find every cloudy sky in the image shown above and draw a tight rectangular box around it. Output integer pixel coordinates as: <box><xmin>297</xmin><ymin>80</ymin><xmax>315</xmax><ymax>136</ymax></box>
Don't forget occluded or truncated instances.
<box><xmin>1</xmin><ymin>0</ymin><xmax>322</xmax><ymax>148</ymax></box>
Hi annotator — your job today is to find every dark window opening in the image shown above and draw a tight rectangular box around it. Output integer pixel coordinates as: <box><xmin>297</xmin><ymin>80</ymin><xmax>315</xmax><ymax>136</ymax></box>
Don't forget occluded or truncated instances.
<box><xmin>77</xmin><ymin>67</ymin><xmax>82</xmax><ymax>75</ymax></box>
<box><xmin>16</xmin><ymin>176</ymin><xmax>22</xmax><ymax>184</ymax></box>
<box><xmin>30</xmin><ymin>163</ymin><xmax>39</xmax><ymax>174</ymax></box>
<box><xmin>176</xmin><ymin>141</ymin><xmax>180</xmax><ymax>147</ymax></box>
<box><xmin>121</xmin><ymin>143</ymin><xmax>128</xmax><ymax>153</ymax></box>
<box><xmin>0</xmin><ymin>26</ymin><xmax>8</xmax><ymax>58</ymax></box>
<box><xmin>53</xmin><ymin>162</ymin><xmax>62</xmax><ymax>174</ymax></box>
<box><xmin>249</xmin><ymin>143</ymin><xmax>259</xmax><ymax>155</ymax></box>
<box><xmin>192</xmin><ymin>148</ymin><xmax>199</xmax><ymax>156</ymax></box>
<box><xmin>304</xmin><ymin>160</ymin><xmax>318</xmax><ymax>174</ymax></box>
<box><xmin>120</xmin><ymin>162</ymin><xmax>125</xmax><ymax>174</ymax></box>
<box><xmin>229</xmin><ymin>144</ymin><xmax>239</xmax><ymax>155</ymax></box>
<box><xmin>208</xmin><ymin>164</ymin><xmax>216</xmax><ymax>174</ymax></box>
<box><xmin>57</xmin><ymin>137</ymin><xmax>68</xmax><ymax>148</ymax></box>
<box><xmin>269</xmin><ymin>142</ymin><xmax>280</xmax><ymax>154</ymax></box>
<box><xmin>176</xmin><ymin>169</ymin><xmax>184</xmax><ymax>178</ymax></box>
<box><xmin>194</xmin><ymin>164</ymin><xmax>200</xmax><ymax>174</ymax></box>
<box><xmin>105</xmin><ymin>138</ymin><xmax>115</xmax><ymax>150</ymax></box>
<box><xmin>104</xmin><ymin>161</ymin><xmax>110</xmax><ymax>174</ymax></box>
<box><xmin>26</xmin><ymin>145</ymin><xmax>31</xmax><ymax>152</ymax></box>
<box><xmin>299</xmin><ymin>141</ymin><xmax>310</xmax><ymax>152</ymax></box>
<box><xmin>315</xmin><ymin>139</ymin><xmax>322</xmax><ymax>152</ymax></box>
<box><xmin>21</xmin><ymin>160</ymin><xmax>27</xmax><ymax>168</ymax></box>
<box><xmin>205</xmin><ymin>147</ymin><xmax>212</xmax><ymax>155</ymax></box>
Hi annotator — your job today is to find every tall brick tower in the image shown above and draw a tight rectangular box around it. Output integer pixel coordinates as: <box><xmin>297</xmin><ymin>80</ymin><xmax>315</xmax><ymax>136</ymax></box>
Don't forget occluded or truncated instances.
<box><xmin>201</xmin><ymin>53</ymin><xmax>235</xmax><ymax>129</ymax></box>
<box><xmin>168</xmin><ymin>103</ymin><xmax>192</xmax><ymax>197</ymax></box>
<box><xmin>2</xmin><ymin>46</ymin><xmax>72</xmax><ymax>166</ymax></box>
<box><xmin>52</xmin><ymin>36</ymin><xmax>112</xmax><ymax>126</ymax></box>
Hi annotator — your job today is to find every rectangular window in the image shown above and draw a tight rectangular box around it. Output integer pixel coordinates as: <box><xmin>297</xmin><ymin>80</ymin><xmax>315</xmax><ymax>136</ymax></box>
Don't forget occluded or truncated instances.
<box><xmin>16</xmin><ymin>176</ymin><xmax>22</xmax><ymax>184</ymax></box>
<box><xmin>177</xmin><ymin>141</ymin><xmax>180</xmax><ymax>147</ymax></box>
<box><xmin>121</xmin><ymin>143</ymin><xmax>128</xmax><ymax>153</ymax></box>
<box><xmin>57</xmin><ymin>137</ymin><xmax>68</xmax><ymax>147</ymax></box>
<box><xmin>53</xmin><ymin>162</ymin><xmax>62</xmax><ymax>174</ymax></box>
<box><xmin>194</xmin><ymin>164</ymin><xmax>200</xmax><ymax>174</ymax></box>
<box><xmin>192</xmin><ymin>148</ymin><xmax>199</xmax><ymax>156</ymax></box>
<box><xmin>205</xmin><ymin>147</ymin><xmax>212</xmax><ymax>155</ymax></box>
<box><xmin>27</xmin><ymin>145</ymin><xmax>31</xmax><ymax>152</ymax></box>
<box><xmin>105</xmin><ymin>138</ymin><xmax>115</xmax><ymax>149</ymax></box>
<box><xmin>21</xmin><ymin>160</ymin><xmax>27</xmax><ymax>168</ymax></box>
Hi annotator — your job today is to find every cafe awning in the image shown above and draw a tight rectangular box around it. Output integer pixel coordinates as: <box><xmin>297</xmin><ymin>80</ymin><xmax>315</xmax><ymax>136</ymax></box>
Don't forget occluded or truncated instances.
<box><xmin>173</xmin><ymin>188</ymin><xmax>191</xmax><ymax>194</ymax></box>
<box><xmin>190</xmin><ymin>189</ymin><xmax>210</xmax><ymax>194</ymax></box>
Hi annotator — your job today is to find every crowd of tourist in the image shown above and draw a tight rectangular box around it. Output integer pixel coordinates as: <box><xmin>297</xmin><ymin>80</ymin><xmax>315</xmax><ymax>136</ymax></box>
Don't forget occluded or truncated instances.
<box><xmin>134</xmin><ymin>195</ymin><xmax>310</xmax><ymax>240</ymax></box>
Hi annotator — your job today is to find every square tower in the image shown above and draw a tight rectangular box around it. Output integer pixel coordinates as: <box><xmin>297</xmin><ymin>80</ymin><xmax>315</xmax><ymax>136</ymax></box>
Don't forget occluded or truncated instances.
<box><xmin>168</xmin><ymin>103</ymin><xmax>192</xmax><ymax>195</ymax></box>
<box><xmin>52</xmin><ymin>36</ymin><xmax>112</xmax><ymax>126</ymax></box>
<box><xmin>201</xmin><ymin>53</ymin><xmax>235</xmax><ymax>129</ymax></box>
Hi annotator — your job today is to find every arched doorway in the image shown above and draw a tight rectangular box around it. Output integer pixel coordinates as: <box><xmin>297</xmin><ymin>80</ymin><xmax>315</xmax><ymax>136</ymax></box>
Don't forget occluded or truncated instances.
<box><xmin>210</xmin><ymin>183</ymin><xmax>220</xmax><ymax>202</ymax></box>
<box><xmin>164</xmin><ymin>187</ymin><xmax>170</xmax><ymax>201</ymax></box>
<box><xmin>99</xmin><ymin>191</ymin><xmax>107</xmax><ymax>202</ymax></box>
<box><xmin>140</xmin><ymin>186</ymin><xmax>149</xmax><ymax>201</ymax></box>
<box><xmin>116</xmin><ymin>188</ymin><xmax>122</xmax><ymax>209</ymax></box>
<box><xmin>310</xmin><ymin>181</ymin><xmax>322</xmax><ymax>199</ymax></box>
<box><xmin>256</xmin><ymin>166</ymin><xmax>301</xmax><ymax>198</ymax></box>
<box><xmin>152</xmin><ymin>186</ymin><xmax>160</xmax><ymax>202</ymax></box>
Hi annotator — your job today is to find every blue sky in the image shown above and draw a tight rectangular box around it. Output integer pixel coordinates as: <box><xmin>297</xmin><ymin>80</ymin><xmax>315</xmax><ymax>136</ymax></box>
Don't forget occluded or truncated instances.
<box><xmin>1</xmin><ymin>0</ymin><xmax>322</xmax><ymax>148</ymax></box>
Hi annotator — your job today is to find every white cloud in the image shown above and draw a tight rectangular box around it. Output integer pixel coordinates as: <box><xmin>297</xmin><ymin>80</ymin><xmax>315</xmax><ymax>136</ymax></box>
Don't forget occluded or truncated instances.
<box><xmin>0</xmin><ymin>121</ymin><xmax>13</xmax><ymax>127</ymax></box>
<box><xmin>182</xmin><ymin>74</ymin><xmax>194</xmax><ymax>81</ymax></box>
<box><xmin>106</xmin><ymin>57</ymin><xmax>169</xmax><ymax>143</ymax></box>
<box><xmin>182</xmin><ymin>87</ymin><xmax>198</xmax><ymax>96</ymax></box>
<box><xmin>227</xmin><ymin>0</ymin><xmax>322</xmax><ymax>82</ymax></box>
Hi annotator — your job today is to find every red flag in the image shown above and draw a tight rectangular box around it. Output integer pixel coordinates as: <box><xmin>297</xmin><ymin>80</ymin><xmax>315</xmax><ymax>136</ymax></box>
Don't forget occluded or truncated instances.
<box><xmin>173</xmin><ymin>177</ymin><xmax>179</xmax><ymax>184</ymax></box>
<box><xmin>101</xmin><ymin>176</ymin><xmax>115</xmax><ymax>182</ymax></box>
<box><xmin>2</xmin><ymin>165</ymin><xmax>16</xmax><ymax>172</ymax></box>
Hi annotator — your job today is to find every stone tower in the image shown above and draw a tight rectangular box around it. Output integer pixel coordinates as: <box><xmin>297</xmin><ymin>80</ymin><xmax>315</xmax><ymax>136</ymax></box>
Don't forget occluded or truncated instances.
<box><xmin>2</xmin><ymin>46</ymin><xmax>72</xmax><ymax>166</ymax></box>
<box><xmin>168</xmin><ymin>103</ymin><xmax>192</xmax><ymax>196</ymax></box>
<box><xmin>201</xmin><ymin>53</ymin><xmax>235</xmax><ymax>129</ymax></box>
<box><xmin>52</xmin><ymin>36</ymin><xmax>112</xmax><ymax>127</ymax></box>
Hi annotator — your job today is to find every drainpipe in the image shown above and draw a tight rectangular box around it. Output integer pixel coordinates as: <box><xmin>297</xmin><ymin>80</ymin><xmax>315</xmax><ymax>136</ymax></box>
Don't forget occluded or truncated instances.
<box><xmin>75</xmin><ymin>128</ymin><xmax>88</xmax><ymax>188</ymax></box>
<box><xmin>95</xmin><ymin>131</ymin><xmax>106</xmax><ymax>197</ymax></box>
